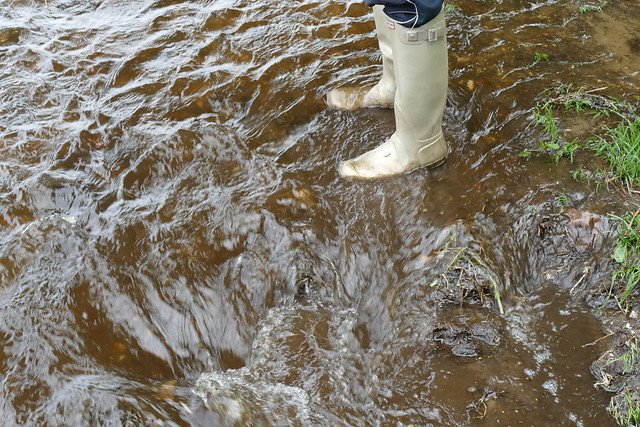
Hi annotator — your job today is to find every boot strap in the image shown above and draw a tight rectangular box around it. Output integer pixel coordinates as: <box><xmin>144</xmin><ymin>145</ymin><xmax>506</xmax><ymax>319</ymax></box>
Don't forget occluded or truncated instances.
<box><xmin>404</xmin><ymin>26</ymin><xmax>447</xmax><ymax>43</ymax></box>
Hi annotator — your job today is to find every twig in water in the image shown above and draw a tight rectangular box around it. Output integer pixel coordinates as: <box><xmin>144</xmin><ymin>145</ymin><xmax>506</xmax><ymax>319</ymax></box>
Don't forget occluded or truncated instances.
<box><xmin>583</xmin><ymin>86</ymin><xmax>608</xmax><ymax>94</ymax></box>
<box><xmin>570</xmin><ymin>266</ymin><xmax>591</xmax><ymax>295</ymax></box>
<box><xmin>583</xmin><ymin>332</ymin><xmax>616</xmax><ymax>348</ymax></box>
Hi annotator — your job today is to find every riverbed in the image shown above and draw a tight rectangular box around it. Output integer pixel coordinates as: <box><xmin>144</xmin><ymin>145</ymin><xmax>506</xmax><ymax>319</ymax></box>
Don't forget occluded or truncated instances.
<box><xmin>1</xmin><ymin>0</ymin><xmax>639</xmax><ymax>424</ymax></box>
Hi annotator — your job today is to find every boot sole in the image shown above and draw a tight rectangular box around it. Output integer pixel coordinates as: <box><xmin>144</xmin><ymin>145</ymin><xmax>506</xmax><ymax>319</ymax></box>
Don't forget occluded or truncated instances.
<box><xmin>339</xmin><ymin>154</ymin><xmax>448</xmax><ymax>180</ymax></box>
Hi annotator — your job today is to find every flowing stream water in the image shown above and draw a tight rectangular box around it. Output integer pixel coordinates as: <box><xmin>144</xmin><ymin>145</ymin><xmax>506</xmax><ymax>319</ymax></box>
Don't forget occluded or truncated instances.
<box><xmin>1</xmin><ymin>0</ymin><xmax>639</xmax><ymax>425</ymax></box>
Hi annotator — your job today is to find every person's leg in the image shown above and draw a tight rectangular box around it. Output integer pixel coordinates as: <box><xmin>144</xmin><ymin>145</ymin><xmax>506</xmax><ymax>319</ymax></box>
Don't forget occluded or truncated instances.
<box><xmin>338</xmin><ymin>7</ymin><xmax>449</xmax><ymax>179</ymax></box>
<box><xmin>326</xmin><ymin>5</ymin><xmax>396</xmax><ymax>110</ymax></box>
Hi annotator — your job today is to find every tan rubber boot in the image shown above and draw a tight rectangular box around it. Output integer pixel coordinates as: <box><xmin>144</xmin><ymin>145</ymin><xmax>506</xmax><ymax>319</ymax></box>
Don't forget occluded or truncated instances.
<box><xmin>326</xmin><ymin>5</ymin><xmax>396</xmax><ymax>110</ymax></box>
<box><xmin>338</xmin><ymin>8</ymin><xmax>449</xmax><ymax>179</ymax></box>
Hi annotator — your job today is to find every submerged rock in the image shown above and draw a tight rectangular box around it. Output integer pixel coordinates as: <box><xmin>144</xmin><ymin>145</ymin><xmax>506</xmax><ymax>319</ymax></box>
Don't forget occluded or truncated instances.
<box><xmin>470</xmin><ymin>321</ymin><xmax>501</xmax><ymax>346</ymax></box>
<box><xmin>451</xmin><ymin>342</ymin><xmax>478</xmax><ymax>358</ymax></box>
<box><xmin>431</xmin><ymin>319</ymin><xmax>501</xmax><ymax>358</ymax></box>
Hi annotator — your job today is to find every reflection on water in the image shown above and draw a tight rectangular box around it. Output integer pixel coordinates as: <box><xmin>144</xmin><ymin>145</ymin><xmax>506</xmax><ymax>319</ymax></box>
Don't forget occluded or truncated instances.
<box><xmin>1</xmin><ymin>0</ymin><xmax>638</xmax><ymax>424</ymax></box>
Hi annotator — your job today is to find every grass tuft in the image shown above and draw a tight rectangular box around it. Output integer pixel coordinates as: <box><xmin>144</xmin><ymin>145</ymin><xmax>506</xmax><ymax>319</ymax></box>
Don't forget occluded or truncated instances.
<box><xmin>531</xmin><ymin>103</ymin><xmax>580</xmax><ymax>163</ymax></box>
<box><xmin>579</xmin><ymin>5</ymin><xmax>603</xmax><ymax>13</ymax></box>
<box><xmin>533</xmin><ymin>103</ymin><xmax>559</xmax><ymax>141</ymax></box>
<box><xmin>606</xmin><ymin>338</ymin><xmax>640</xmax><ymax>374</ymax></box>
<box><xmin>556</xmin><ymin>192</ymin><xmax>570</xmax><ymax>207</ymax></box>
<box><xmin>555</xmin><ymin>139</ymin><xmax>579</xmax><ymax>163</ymax></box>
<box><xmin>533</xmin><ymin>51</ymin><xmax>550</xmax><ymax>63</ymax></box>
<box><xmin>518</xmin><ymin>149</ymin><xmax>533</xmax><ymax>158</ymax></box>
<box><xmin>445</xmin><ymin>3</ymin><xmax>458</xmax><ymax>13</ymax></box>
<box><xmin>608</xmin><ymin>209</ymin><xmax>640</xmax><ymax>311</ymax></box>
<box><xmin>528</xmin><ymin>85</ymin><xmax>639</xmax><ymax>181</ymax></box>
<box><xmin>611</xmin><ymin>392</ymin><xmax>640</xmax><ymax>427</ymax></box>
<box><xmin>589</xmin><ymin>117</ymin><xmax>640</xmax><ymax>191</ymax></box>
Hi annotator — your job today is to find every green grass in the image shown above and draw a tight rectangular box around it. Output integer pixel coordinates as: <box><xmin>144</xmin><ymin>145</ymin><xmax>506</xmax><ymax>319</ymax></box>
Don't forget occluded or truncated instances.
<box><xmin>572</xmin><ymin>167</ymin><xmax>588</xmax><ymax>182</ymax></box>
<box><xmin>555</xmin><ymin>139</ymin><xmax>579</xmax><ymax>163</ymax></box>
<box><xmin>533</xmin><ymin>103</ymin><xmax>559</xmax><ymax>142</ymax></box>
<box><xmin>531</xmin><ymin>103</ymin><xmax>580</xmax><ymax>163</ymax></box>
<box><xmin>445</xmin><ymin>3</ymin><xmax>458</xmax><ymax>13</ymax></box>
<box><xmin>533</xmin><ymin>51</ymin><xmax>550</xmax><ymax>63</ymax></box>
<box><xmin>579</xmin><ymin>5</ymin><xmax>603</xmax><ymax>13</ymax></box>
<box><xmin>527</xmin><ymin>89</ymin><xmax>640</xmax><ymax>313</ymax></box>
<box><xmin>558</xmin><ymin>85</ymin><xmax>596</xmax><ymax>112</ymax></box>
<box><xmin>518</xmin><ymin>149</ymin><xmax>533</xmax><ymax>158</ymax></box>
<box><xmin>606</xmin><ymin>338</ymin><xmax>640</xmax><ymax>374</ymax></box>
<box><xmin>613</xmin><ymin>211</ymin><xmax>640</xmax><ymax>264</ymax></box>
<box><xmin>621</xmin><ymin>339</ymin><xmax>639</xmax><ymax>373</ymax></box>
<box><xmin>611</xmin><ymin>392</ymin><xmax>640</xmax><ymax>427</ymax></box>
<box><xmin>589</xmin><ymin>117</ymin><xmax>640</xmax><ymax>191</ymax></box>
<box><xmin>556</xmin><ymin>192</ymin><xmax>570</xmax><ymax>207</ymax></box>
<box><xmin>528</xmin><ymin>85</ymin><xmax>639</xmax><ymax>177</ymax></box>
<box><xmin>608</xmin><ymin>209</ymin><xmax>640</xmax><ymax>311</ymax></box>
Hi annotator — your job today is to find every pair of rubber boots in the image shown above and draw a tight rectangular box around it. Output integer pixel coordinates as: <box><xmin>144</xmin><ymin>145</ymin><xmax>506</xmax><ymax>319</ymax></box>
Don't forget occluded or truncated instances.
<box><xmin>328</xmin><ymin>5</ymin><xmax>449</xmax><ymax>180</ymax></box>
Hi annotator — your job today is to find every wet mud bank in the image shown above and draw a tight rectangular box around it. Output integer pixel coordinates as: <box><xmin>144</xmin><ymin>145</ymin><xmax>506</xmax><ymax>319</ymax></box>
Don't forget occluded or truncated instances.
<box><xmin>0</xmin><ymin>0</ymin><xmax>639</xmax><ymax>425</ymax></box>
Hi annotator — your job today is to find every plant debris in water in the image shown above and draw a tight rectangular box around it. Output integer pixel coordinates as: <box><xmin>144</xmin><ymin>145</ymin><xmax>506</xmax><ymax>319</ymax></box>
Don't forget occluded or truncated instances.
<box><xmin>429</xmin><ymin>237</ymin><xmax>504</xmax><ymax>314</ymax></box>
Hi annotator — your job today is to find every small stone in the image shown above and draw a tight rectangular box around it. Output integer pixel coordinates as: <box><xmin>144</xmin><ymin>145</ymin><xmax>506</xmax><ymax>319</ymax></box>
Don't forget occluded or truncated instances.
<box><xmin>470</xmin><ymin>322</ymin><xmax>501</xmax><ymax>346</ymax></box>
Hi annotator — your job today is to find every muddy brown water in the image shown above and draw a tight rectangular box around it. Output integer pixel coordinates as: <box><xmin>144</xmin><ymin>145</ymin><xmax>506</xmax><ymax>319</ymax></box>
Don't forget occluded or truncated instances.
<box><xmin>1</xmin><ymin>0</ymin><xmax>640</xmax><ymax>425</ymax></box>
